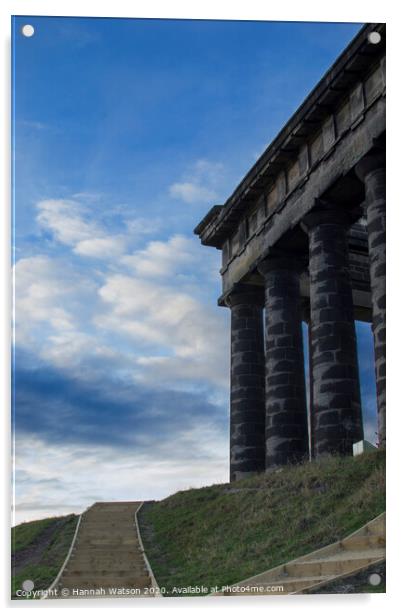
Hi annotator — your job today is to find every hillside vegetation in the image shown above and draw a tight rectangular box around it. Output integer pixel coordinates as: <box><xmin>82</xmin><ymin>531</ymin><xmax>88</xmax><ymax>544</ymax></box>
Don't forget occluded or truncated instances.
<box><xmin>12</xmin><ymin>514</ymin><xmax>78</xmax><ymax>599</ymax></box>
<box><xmin>139</xmin><ymin>450</ymin><xmax>385</xmax><ymax>596</ymax></box>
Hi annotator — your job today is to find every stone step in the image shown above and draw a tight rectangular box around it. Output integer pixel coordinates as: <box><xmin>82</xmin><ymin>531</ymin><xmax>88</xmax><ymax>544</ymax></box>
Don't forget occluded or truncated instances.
<box><xmin>215</xmin><ymin>513</ymin><xmax>386</xmax><ymax>596</ymax></box>
<box><xmin>68</xmin><ymin>561</ymin><xmax>145</xmax><ymax>571</ymax></box>
<box><xmin>341</xmin><ymin>534</ymin><xmax>385</xmax><ymax>550</ymax></box>
<box><xmin>70</xmin><ymin>549</ymin><xmax>141</xmax><ymax>557</ymax></box>
<box><xmin>224</xmin><ymin>575</ymin><xmax>330</xmax><ymax>595</ymax></box>
<box><xmin>66</xmin><ymin>556</ymin><xmax>147</xmax><ymax>565</ymax></box>
<box><xmin>63</xmin><ymin>568</ymin><xmax>148</xmax><ymax>577</ymax></box>
<box><xmin>76</xmin><ymin>533</ymin><xmax>139</xmax><ymax>542</ymax></box>
<box><xmin>50</xmin><ymin>501</ymin><xmax>157</xmax><ymax>600</ymax></box>
<box><xmin>59</xmin><ymin>574</ymin><xmax>151</xmax><ymax>589</ymax></box>
<box><xmin>76</xmin><ymin>538</ymin><xmax>139</xmax><ymax>547</ymax></box>
<box><xmin>65</xmin><ymin>563</ymin><xmax>148</xmax><ymax>574</ymax></box>
<box><xmin>79</xmin><ymin>519</ymin><xmax>131</xmax><ymax>524</ymax></box>
<box><xmin>309</xmin><ymin>547</ymin><xmax>385</xmax><ymax>562</ymax></box>
<box><xmin>69</xmin><ymin>549</ymin><xmax>138</xmax><ymax>562</ymax></box>
<box><xmin>77</xmin><ymin>528</ymin><xmax>137</xmax><ymax>534</ymax></box>
<box><xmin>366</xmin><ymin>517</ymin><xmax>385</xmax><ymax>536</ymax></box>
<box><xmin>84</xmin><ymin>512</ymin><xmax>134</xmax><ymax>516</ymax></box>
<box><xmin>66</xmin><ymin>563</ymin><xmax>146</xmax><ymax>573</ymax></box>
<box><xmin>70</xmin><ymin>546</ymin><xmax>139</xmax><ymax>552</ymax></box>
<box><xmin>80</xmin><ymin>520</ymin><xmax>134</xmax><ymax>532</ymax></box>
<box><xmin>285</xmin><ymin>549</ymin><xmax>384</xmax><ymax>578</ymax></box>
<box><xmin>81</xmin><ymin>523</ymin><xmax>134</xmax><ymax>528</ymax></box>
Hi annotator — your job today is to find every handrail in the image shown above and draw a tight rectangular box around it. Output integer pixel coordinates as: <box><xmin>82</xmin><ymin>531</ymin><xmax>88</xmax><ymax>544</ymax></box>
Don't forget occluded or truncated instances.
<box><xmin>40</xmin><ymin>510</ymin><xmax>84</xmax><ymax>600</ymax></box>
<box><xmin>134</xmin><ymin>502</ymin><xmax>162</xmax><ymax>597</ymax></box>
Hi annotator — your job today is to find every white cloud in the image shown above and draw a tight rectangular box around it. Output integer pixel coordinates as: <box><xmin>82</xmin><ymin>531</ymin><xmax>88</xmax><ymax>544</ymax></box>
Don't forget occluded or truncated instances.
<box><xmin>169</xmin><ymin>159</ymin><xmax>225</xmax><ymax>204</ymax></box>
<box><xmin>14</xmin><ymin>229</ymin><xmax>229</xmax><ymax>387</ymax></box>
<box><xmin>37</xmin><ymin>199</ymin><xmax>96</xmax><ymax>245</ymax></box>
<box><xmin>71</xmin><ymin>191</ymin><xmax>103</xmax><ymax>202</ymax></box>
<box><xmin>75</xmin><ymin>235</ymin><xmax>126</xmax><ymax>258</ymax></box>
<box><xmin>13</xmin><ymin>428</ymin><xmax>229</xmax><ymax>525</ymax></box>
<box><xmin>13</xmin><ymin>255</ymin><xmax>102</xmax><ymax>369</ymax></box>
<box><xmin>124</xmin><ymin>216</ymin><xmax>161</xmax><ymax>238</ymax></box>
<box><xmin>96</xmin><ymin>272</ymin><xmax>229</xmax><ymax>387</ymax></box>
<box><xmin>17</xmin><ymin>193</ymin><xmax>229</xmax><ymax>405</ymax></box>
<box><xmin>14</xmin><ymin>256</ymin><xmax>79</xmax><ymax>342</ymax></box>
<box><xmin>169</xmin><ymin>182</ymin><xmax>217</xmax><ymax>204</ymax></box>
<box><xmin>97</xmin><ymin>275</ymin><xmax>213</xmax><ymax>350</ymax></box>
<box><xmin>121</xmin><ymin>234</ymin><xmax>197</xmax><ymax>277</ymax></box>
<box><xmin>36</xmin><ymin>198</ymin><xmax>126</xmax><ymax>259</ymax></box>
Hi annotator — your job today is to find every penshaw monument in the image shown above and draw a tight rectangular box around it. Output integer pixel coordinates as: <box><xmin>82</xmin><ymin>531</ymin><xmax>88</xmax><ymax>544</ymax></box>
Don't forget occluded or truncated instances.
<box><xmin>195</xmin><ymin>23</ymin><xmax>385</xmax><ymax>481</ymax></box>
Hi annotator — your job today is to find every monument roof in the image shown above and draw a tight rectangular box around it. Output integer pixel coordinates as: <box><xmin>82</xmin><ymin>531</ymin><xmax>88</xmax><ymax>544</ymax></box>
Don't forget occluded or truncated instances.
<box><xmin>194</xmin><ymin>22</ymin><xmax>385</xmax><ymax>248</ymax></box>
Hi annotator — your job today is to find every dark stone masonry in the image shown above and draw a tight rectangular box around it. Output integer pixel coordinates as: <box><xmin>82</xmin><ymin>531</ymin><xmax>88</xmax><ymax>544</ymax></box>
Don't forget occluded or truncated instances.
<box><xmin>195</xmin><ymin>23</ymin><xmax>386</xmax><ymax>480</ymax></box>
<box><xmin>258</xmin><ymin>257</ymin><xmax>308</xmax><ymax>467</ymax></box>
<box><xmin>226</xmin><ymin>285</ymin><xmax>265</xmax><ymax>481</ymax></box>
<box><xmin>356</xmin><ymin>153</ymin><xmax>386</xmax><ymax>449</ymax></box>
<box><xmin>303</xmin><ymin>203</ymin><xmax>364</xmax><ymax>456</ymax></box>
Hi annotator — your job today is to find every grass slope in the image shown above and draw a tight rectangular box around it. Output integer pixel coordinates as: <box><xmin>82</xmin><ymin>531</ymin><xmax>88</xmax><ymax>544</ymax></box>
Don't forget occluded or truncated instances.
<box><xmin>12</xmin><ymin>514</ymin><xmax>78</xmax><ymax>599</ymax></box>
<box><xmin>139</xmin><ymin>450</ymin><xmax>385</xmax><ymax>596</ymax></box>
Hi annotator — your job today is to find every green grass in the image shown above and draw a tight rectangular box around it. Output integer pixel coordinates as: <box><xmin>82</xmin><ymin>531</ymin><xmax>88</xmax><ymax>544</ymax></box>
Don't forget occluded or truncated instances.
<box><xmin>139</xmin><ymin>450</ymin><xmax>385</xmax><ymax>596</ymax></box>
<box><xmin>12</xmin><ymin>518</ymin><xmax>56</xmax><ymax>553</ymax></box>
<box><xmin>11</xmin><ymin>514</ymin><xmax>78</xmax><ymax>599</ymax></box>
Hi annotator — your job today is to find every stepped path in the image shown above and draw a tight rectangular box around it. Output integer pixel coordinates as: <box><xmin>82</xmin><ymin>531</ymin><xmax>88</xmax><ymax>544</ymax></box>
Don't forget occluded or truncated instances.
<box><xmin>217</xmin><ymin>512</ymin><xmax>385</xmax><ymax>596</ymax></box>
<box><xmin>53</xmin><ymin>502</ymin><xmax>158</xmax><ymax>599</ymax></box>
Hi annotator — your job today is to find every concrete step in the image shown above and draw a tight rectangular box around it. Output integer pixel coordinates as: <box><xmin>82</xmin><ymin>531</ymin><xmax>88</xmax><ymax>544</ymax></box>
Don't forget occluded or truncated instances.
<box><xmin>341</xmin><ymin>534</ymin><xmax>385</xmax><ymax>550</ymax></box>
<box><xmin>273</xmin><ymin>576</ymin><xmax>330</xmax><ymax>593</ymax></box>
<box><xmin>78</xmin><ymin>529</ymin><xmax>135</xmax><ymax>535</ymax></box>
<box><xmin>78</xmin><ymin>514</ymin><xmax>135</xmax><ymax>529</ymax></box>
<box><xmin>67</xmin><ymin>556</ymin><xmax>145</xmax><ymax>569</ymax></box>
<box><xmin>71</xmin><ymin>546</ymin><xmax>141</xmax><ymax>553</ymax></box>
<box><xmin>76</xmin><ymin>538</ymin><xmax>139</xmax><ymax>547</ymax></box>
<box><xmin>82</xmin><ymin>520</ymin><xmax>135</xmax><ymax>524</ymax></box>
<box><xmin>367</xmin><ymin>517</ymin><xmax>385</xmax><ymax>536</ymax></box>
<box><xmin>224</xmin><ymin>575</ymin><xmax>330</xmax><ymax>595</ymax></box>
<box><xmin>311</xmin><ymin>547</ymin><xmax>385</xmax><ymax>562</ymax></box>
<box><xmin>76</xmin><ymin>533</ymin><xmax>139</xmax><ymax>542</ymax></box>
<box><xmin>79</xmin><ymin>523</ymin><xmax>133</xmax><ymax>530</ymax></box>
<box><xmin>285</xmin><ymin>549</ymin><xmax>385</xmax><ymax>577</ymax></box>
<box><xmin>59</xmin><ymin>575</ymin><xmax>151</xmax><ymax>589</ymax></box>
<box><xmin>50</xmin><ymin>501</ymin><xmax>157</xmax><ymax>599</ymax></box>
<box><xmin>216</xmin><ymin>513</ymin><xmax>385</xmax><ymax>596</ymax></box>
<box><xmin>64</xmin><ymin>569</ymin><xmax>147</xmax><ymax>577</ymax></box>
<box><xmin>68</xmin><ymin>559</ymin><xmax>145</xmax><ymax>568</ymax></box>
<box><xmin>69</xmin><ymin>548</ymin><xmax>139</xmax><ymax>555</ymax></box>
<box><xmin>85</xmin><ymin>513</ymin><xmax>136</xmax><ymax>517</ymax></box>
<box><xmin>65</xmin><ymin>565</ymin><xmax>148</xmax><ymax>575</ymax></box>
<box><xmin>66</xmin><ymin>564</ymin><xmax>146</xmax><ymax>574</ymax></box>
<box><xmin>69</xmin><ymin>555</ymin><xmax>145</xmax><ymax>564</ymax></box>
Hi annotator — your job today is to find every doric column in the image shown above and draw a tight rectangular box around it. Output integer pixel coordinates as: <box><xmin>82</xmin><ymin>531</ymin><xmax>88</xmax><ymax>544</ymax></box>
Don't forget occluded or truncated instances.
<box><xmin>258</xmin><ymin>258</ymin><xmax>309</xmax><ymax>468</ymax></box>
<box><xmin>226</xmin><ymin>284</ymin><xmax>265</xmax><ymax>481</ymax></box>
<box><xmin>302</xmin><ymin>201</ymin><xmax>363</xmax><ymax>456</ymax></box>
<box><xmin>356</xmin><ymin>153</ymin><xmax>386</xmax><ymax>448</ymax></box>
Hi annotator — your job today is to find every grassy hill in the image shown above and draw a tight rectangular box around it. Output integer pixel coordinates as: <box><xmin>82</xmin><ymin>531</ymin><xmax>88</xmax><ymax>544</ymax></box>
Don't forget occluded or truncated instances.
<box><xmin>10</xmin><ymin>450</ymin><xmax>385</xmax><ymax>599</ymax></box>
<box><xmin>11</xmin><ymin>513</ymin><xmax>78</xmax><ymax>599</ymax></box>
<box><xmin>138</xmin><ymin>450</ymin><xmax>385</xmax><ymax>596</ymax></box>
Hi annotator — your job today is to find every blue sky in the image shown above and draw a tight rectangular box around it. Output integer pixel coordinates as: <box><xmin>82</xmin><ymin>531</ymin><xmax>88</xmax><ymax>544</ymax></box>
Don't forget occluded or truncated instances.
<box><xmin>12</xmin><ymin>16</ymin><xmax>376</xmax><ymax>524</ymax></box>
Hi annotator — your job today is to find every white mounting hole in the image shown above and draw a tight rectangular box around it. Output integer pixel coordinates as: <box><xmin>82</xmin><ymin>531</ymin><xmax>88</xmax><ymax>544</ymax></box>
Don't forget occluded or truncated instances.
<box><xmin>22</xmin><ymin>579</ymin><xmax>35</xmax><ymax>591</ymax></box>
<box><xmin>368</xmin><ymin>573</ymin><xmax>382</xmax><ymax>586</ymax></box>
<box><xmin>367</xmin><ymin>32</ymin><xmax>381</xmax><ymax>45</ymax></box>
<box><xmin>22</xmin><ymin>24</ymin><xmax>35</xmax><ymax>38</ymax></box>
